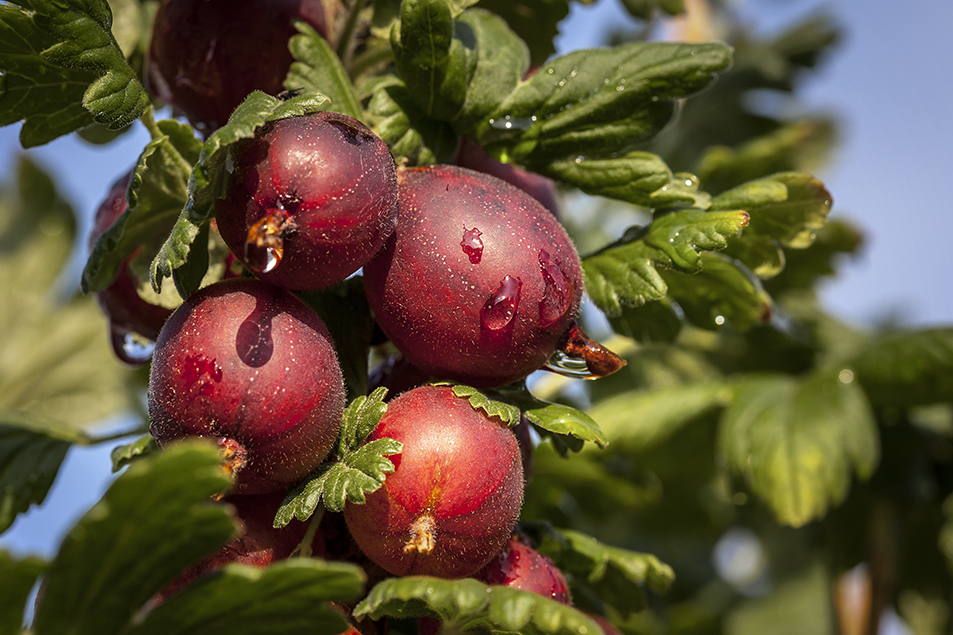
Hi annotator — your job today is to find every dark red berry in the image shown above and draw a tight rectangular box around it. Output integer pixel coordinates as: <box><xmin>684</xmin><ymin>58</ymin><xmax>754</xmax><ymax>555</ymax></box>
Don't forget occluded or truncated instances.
<box><xmin>146</xmin><ymin>0</ymin><xmax>328</xmax><ymax>134</ymax></box>
<box><xmin>89</xmin><ymin>172</ymin><xmax>173</xmax><ymax>365</ymax></box>
<box><xmin>363</xmin><ymin>165</ymin><xmax>585</xmax><ymax>387</ymax></box>
<box><xmin>455</xmin><ymin>137</ymin><xmax>560</xmax><ymax>218</ymax></box>
<box><xmin>215</xmin><ymin>112</ymin><xmax>399</xmax><ymax>291</ymax></box>
<box><xmin>148</xmin><ymin>278</ymin><xmax>345</xmax><ymax>494</ymax></box>
<box><xmin>343</xmin><ymin>385</ymin><xmax>524</xmax><ymax>578</ymax></box>
<box><xmin>477</xmin><ymin>536</ymin><xmax>571</xmax><ymax>604</ymax></box>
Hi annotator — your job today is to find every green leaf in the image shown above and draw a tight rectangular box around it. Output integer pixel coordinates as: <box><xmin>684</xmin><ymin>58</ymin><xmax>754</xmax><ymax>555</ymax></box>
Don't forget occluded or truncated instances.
<box><xmin>110</xmin><ymin>433</ymin><xmax>157</xmax><ymax>472</ymax></box>
<box><xmin>713</xmin><ymin>172</ymin><xmax>832</xmax><ymax>249</ymax></box>
<box><xmin>765</xmin><ymin>218</ymin><xmax>862</xmax><ymax>293</ymax></box>
<box><xmin>391</xmin><ymin>0</ymin><xmax>472</xmax><ymax>122</ymax></box>
<box><xmin>150</xmin><ymin>91</ymin><xmax>329</xmax><ymax>298</ymax></box>
<box><xmin>474</xmin><ymin>0</ymin><xmax>568</xmax><ymax>67</ymax></box>
<box><xmin>353</xmin><ymin>575</ymin><xmax>604</xmax><ymax>634</ymax></box>
<box><xmin>587</xmin><ymin>381</ymin><xmax>729</xmax><ymax>452</ymax></box>
<box><xmin>540</xmin><ymin>152</ymin><xmax>710</xmax><ymax>209</ymax></box>
<box><xmin>722</xmin><ymin>234</ymin><xmax>786</xmax><ymax>280</ymax></box>
<box><xmin>296</xmin><ymin>277</ymin><xmax>377</xmax><ymax>401</ymax></box>
<box><xmin>718</xmin><ymin>370</ymin><xmax>879</xmax><ymax>527</ymax></box>
<box><xmin>276</xmin><ymin>437</ymin><xmax>402</xmax><ymax>521</ymax></box>
<box><xmin>337</xmin><ymin>387</ymin><xmax>391</xmax><ymax>455</ymax></box>
<box><xmin>0</xmin><ymin>0</ymin><xmax>148</xmax><ymax>147</ymax></box>
<box><xmin>476</xmin><ymin>41</ymin><xmax>732</xmax><ymax>163</ymax></box>
<box><xmin>286</xmin><ymin>20</ymin><xmax>363</xmax><ymax>121</ymax></box>
<box><xmin>130</xmin><ymin>559</ymin><xmax>365</xmax><ymax>635</ymax></box>
<box><xmin>0</xmin><ymin>411</ymin><xmax>89</xmax><ymax>534</ymax></box>
<box><xmin>619</xmin><ymin>0</ymin><xmax>684</xmax><ymax>19</ymax></box>
<box><xmin>449</xmin><ymin>384</ymin><xmax>521</xmax><ymax>426</ymax></box>
<box><xmin>608</xmin><ymin>299</ymin><xmax>683</xmax><ymax>343</ymax></box>
<box><xmin>847</xmin><ymin>328</ymin><xmax>953</xmax><ymax>409</ymax></box>
<box><xmin>366</xmin><ymin>77</ymin><xmax>458</xmax><ymax>165</ymax></box>
<box><xmin>522</xmin><ymin>522</ymin><xmax>675</xmax><ymax>617</ymax></box>
<box><xmin>32</xmin><ymin>440</ymin><xmax>238</xmax><ymax>635</ymax></box>
<box><xmin>0</xmin><ymin>551</ymin><xmax>46</xmax><ymax>634</ymax></box>
<box><xmin>661</xmin><ymin>251</ymin><xmax>773</xmax><ymax>331</ymax></box>
<box><xmin>582</xmin><ymin>208</ymin><xmax>749</xmax><ymax>316</ymax></box>
<box><xmin>82</xmin><ymin>119</ymin><xmax>202</xmax><ymax>294</ymax></box>
<box><xmin>495</xmin><ymin>384</ymin><xmax>607</xmax><ymax>452</ymax></box>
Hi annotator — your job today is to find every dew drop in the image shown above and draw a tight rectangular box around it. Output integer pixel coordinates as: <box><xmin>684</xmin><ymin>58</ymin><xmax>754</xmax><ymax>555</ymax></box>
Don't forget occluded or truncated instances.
<box><xmin>245</xmin><ymin>210</ymin><xmax>291</xmax><ymax>273</ymax></box>
<box><xmin>109</xmin><ymin>323</ymin><xmax>156</xmax><ymax>365</ymax></box>
<box><xmin>481</xmin><ymin>275</ymin><xmax>521</xmax><ymax>331</ymax></box>
<box><xmin>461</xmin><ymin>226</ymin><xmax>484</xmax><ymax>264</ymax></box>
<box><xmin>538</xmin><ymin>250</ymin><xmax>573</xmax><ymax>328</ymax></box>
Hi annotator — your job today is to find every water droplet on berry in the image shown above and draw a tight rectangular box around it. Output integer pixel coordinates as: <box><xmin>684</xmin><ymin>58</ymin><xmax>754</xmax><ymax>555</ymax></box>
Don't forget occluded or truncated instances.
<box><xmin>461</xmin><ymin>226</ymin><xmax>484</xmax><ymax>264</ymax></box>
<box><xmin>538</xmin><ymin>250</ymin><xmax>573</xmax><ymax>328</ymax></box>
<box><xmin>481</xmin><ymin>275</ymin><xmax>521</xmax><ymax>331</ymax></box>
<box><xmin>545</xmin><ymin>322</ymin><xmax>626</xmax><ymax>379</ymax></box>
<box><xmin>245</xmin><ymin>210</ymin><xmax>290</xmax><ymax>273</ymax></box>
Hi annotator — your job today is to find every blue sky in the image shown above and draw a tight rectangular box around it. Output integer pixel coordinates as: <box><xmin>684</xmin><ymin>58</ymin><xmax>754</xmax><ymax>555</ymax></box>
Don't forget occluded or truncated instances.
<box><xmin>1</xmin><ymin>0</ymin><xmax>951</xmax><ymax>568</ymax></box>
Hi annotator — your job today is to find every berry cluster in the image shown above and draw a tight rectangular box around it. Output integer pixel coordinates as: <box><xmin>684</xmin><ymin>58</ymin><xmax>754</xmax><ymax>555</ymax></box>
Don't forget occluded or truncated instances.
<box><xmin>89</xmin><ymin>0</ymin><xmax>626</xmax><ymax>629</ymax></box>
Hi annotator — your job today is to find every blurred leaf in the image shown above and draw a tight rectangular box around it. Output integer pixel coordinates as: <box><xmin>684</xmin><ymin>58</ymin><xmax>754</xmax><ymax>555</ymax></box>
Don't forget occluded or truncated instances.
<box><xmin>541</xmin><ymin>152</ymin><xmax>710</xmax><ymax>209</ymax></box>
<box><xmin>297</xmin><ymin>277</ymin><xmax>377</xmax><ymax>400</ymax></box>
<box><xmin>131</xmin><ymin>559</ymin><xmax>365</xmax><ymax>635</ymax></box>
<box><xmin>475</xmin><ymin>41</ymin><xmax>732</xmax><ymax>163</ymax></box>
<box><xmin>766</xmin><ymin>218</ymin><xmax>862</xmax><ymax>293</ymax></box>
<box><xmin>725</xmin><ymin>560</ymin><xmax>833</xmax><ymax>635</ymax></box>
<box><xmin>619</xmin><ymin>0</ymin><xmax>683</xmax><ymax>20</ymax></box>
<box><xmin>82</xmin><ymin>119</ymin><xmax>201</xmax><ymax>294</ymax></box>
<box><xmin>475</xmin><ymin>0</ymin><xmax>569</xmax><ymax>66</ymax></box>
<box><xmin>848</xmin><ymin>328</ymin><xmax>953</xmax><ymax>409</ymax></box>
<box><xmin>0</xmin><ymin>0</ymin><xmax>148</xmax><ymax>147</ymax></box>
<box><xmin>523</xmin><ymin>522</ymin><xmax>675</xmax><ymax>617</ymax></box>
<box><xmin>0</xmin><ymin>411</ymin><xmax>89</xmax><ymax>534</ymax></box>
<box><xmin>722</xmin><ymin>234</ymin><xmax>785</xmax><ymax>280</ymax></box>
<box><xmin>587</xmin><ymin>381</ymin><xmax>729</xmax><ymax>452</ymax></box>
<box><xmin>0</xmin><ymin>551</ymin><xmax>46</xmax><ymax>634</ymax></box>
<box><xmin>110</xmin><ymin>433</ymin><xmax>156</xmax><ymax>472</ymax></box>
<box><xmin>32</xmin><ymin>440</ymin><xmax>238</xmax><ymax>635</ymax></box>
<box><xmin>719</xmin><ymin>370</ymin><xmax>878</xmax><ymax>527</ymax></box>
<box><xmin>353</xmin><ymin>575</ymin><xmax>603</xmax><ymax>633</ymax></box>
<box><xmin>582</xmin><ymin>208</ymin><xmax>749</xmax><ymax>316</ymax></box>
<box><xmin>697</xmin><ymin>122</ymin><xmax>836</xmax><ymax>195</ymax></box>
<box><xmin>150</xmin><ymin>91</ymin><xmax>328</xmax><ymax>299</ymax></box>
<box><xmin>286</xmin><ymin>21</ymin><xmax>363</xmax><ymax>121</ymax></box>
<box><xmin>661</xmin><ymin>252</ymin><xmax>773</xmax><ymax>331</ymax></box>
<box><xmin>1</xmin><ymin>159</ymin><xmax>136</xmax><ymax>429</ymax></box>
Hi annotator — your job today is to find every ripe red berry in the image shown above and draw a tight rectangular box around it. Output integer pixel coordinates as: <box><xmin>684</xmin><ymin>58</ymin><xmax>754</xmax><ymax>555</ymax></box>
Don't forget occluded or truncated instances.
<box><xmin>363</xmin><ymin>165</ymin><xmax>585</xmax><ymax>387</ymax></box>
<box><xmin>89</xmin><ymin>172</ymin><xmax>173</xmax><ymax>365</ymax></box>
<box><xmin>148</xmin><ymin>278</ymin><xmax>345</xmax><ymax>494</ymax></box>
<box><xmin>343</xmin><ymin>385</ymin><xmax>524</xmax><ymax>578</ymax></box>
<box><xmin>146</xmin><ymin>0</ymin><xmax>328</xmax><ymax>134</ymax></box>
<box><xmin>477</xmin><ymin>536</ymin><xmax>571</xmax><ymax>604</ymax></box>
<box><xmin>215</xmin><ymin>112</ymin><xmax>399</xmax><ymax>291</ymax></box>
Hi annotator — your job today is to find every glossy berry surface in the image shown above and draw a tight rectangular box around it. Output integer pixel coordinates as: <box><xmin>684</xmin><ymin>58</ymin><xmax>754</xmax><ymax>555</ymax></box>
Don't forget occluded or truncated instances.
<box><xmin>89</xmin><ymin>173</ymin><xmax>173</xmax><ymax>364</ymax></box>
<box><xmin>363</xmin><ymin>165</ymin><xmax>583</xmax><ymax>387</ymax></box>
<box><xmin>148</xmin><ymin>278</ymin><xmax>345</xmax><ymax>494</ymax></box>
<box><xmin>215</xmin><ymin>112</ymin><xmax>399</xmax><ymax>290</ymax></box>
<box><xmin>146</xmin><ymin>0</ymin><xmax>327</xmax><ymax>134</ymax></box>
<box><xmin>343</xmin><ymin>385</ymin><xmax>524</xmax><ymax>578</ymax></box>
<box><xmin>477</xmin><ymin>536</ymin><xmax>571</xmax><ymax>604</ymax></box>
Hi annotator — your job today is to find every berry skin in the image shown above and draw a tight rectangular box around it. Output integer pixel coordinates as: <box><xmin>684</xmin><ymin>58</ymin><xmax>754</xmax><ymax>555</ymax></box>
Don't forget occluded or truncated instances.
<box><xmin>215</xmin><ymin>112</ymin><xmax>399</xmax><ymax>291</ymax></box>
<box><xmin>477</xmin><ymin>536</ymin><xmax>571</xmax><ymax>604</ymax></box>
<box><xmin>363</xmin><ymin>165</ymin><xmax>584</xmax><ymax>387</ymax></box>
<box><xmin>148</xmin><ymin>278</ymin><xmax>345</xmax><ymax>495</ymax></box>
<box><xmin>343</xmin><ymin>385</ymin><xmax>524</xmax><ymax>578</ymax></box>
<box><xmin>89</xmin><ymin>172</ymin><xmax>173</xmax><ymax>364</ymax></box>
<box><xmin>146</xmin><ymin>0</ymin><xmax>328</xmax><ymax>134</ymax></box>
